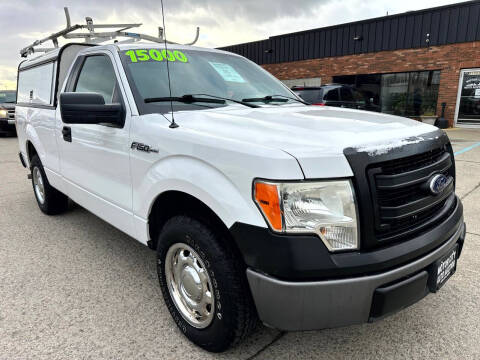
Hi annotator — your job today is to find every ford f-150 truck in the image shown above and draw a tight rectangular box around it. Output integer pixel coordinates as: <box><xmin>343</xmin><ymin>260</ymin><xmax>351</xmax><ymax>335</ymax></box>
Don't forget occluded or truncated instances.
<box><xmin>16</xmin><ymin>42</ymin><xmax>466</xmax><ymax>352</ymax></box>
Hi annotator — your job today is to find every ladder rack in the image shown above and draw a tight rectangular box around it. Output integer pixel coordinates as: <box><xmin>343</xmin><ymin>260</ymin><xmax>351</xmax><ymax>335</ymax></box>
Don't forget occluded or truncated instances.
<box><xmin>20</xmin><ymin>7</ymin><xmax>200</xmax><ymax>57</ymax></box>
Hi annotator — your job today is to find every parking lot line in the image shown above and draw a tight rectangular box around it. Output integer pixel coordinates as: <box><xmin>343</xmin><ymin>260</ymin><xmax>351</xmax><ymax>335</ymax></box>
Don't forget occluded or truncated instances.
<box><xmin>454</xmin><ymin>142</ymin><xmax>480</xmax><ymax>156</ymax></box>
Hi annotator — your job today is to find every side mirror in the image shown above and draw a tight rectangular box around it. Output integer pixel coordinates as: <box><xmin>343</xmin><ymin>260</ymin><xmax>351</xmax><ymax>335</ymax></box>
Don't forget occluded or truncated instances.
<box><xmin>60</xmin><ymin>92</ymin><xmax>124</xmax><ymax>126</ymax></box>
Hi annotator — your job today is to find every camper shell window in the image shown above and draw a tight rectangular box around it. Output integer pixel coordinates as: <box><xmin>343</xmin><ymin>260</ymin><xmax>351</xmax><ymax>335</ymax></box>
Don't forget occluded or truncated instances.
<box><xmin>17</xmin><ymin>62</ymin><xmax>56</xmax><ymax>106</ymax></box>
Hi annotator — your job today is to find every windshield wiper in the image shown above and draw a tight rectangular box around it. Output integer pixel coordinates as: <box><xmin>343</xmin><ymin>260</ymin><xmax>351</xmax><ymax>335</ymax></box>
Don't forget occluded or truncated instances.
<box><xmin>242</xmin><ymin>94</ymin><xmax>309</xmax><ymax>105</ymax></box>
<box><xmin>144</xmin><ymin>94</ymin><xmax>226</xmax><ymax>105</ymax></box>
<box><xmin>145</xmin><ymin>94</ymin><xmax>259</xmax><ymax>108</ymax></box>
<box><xmin>190</xmin><ymin>94</ymin><xmax>260</xmax><ymax>108</ymax></box>
<box><xmin>242</xmin><ymin>95</ymin><xmax>288</xmax><ymax>104</ymax></box>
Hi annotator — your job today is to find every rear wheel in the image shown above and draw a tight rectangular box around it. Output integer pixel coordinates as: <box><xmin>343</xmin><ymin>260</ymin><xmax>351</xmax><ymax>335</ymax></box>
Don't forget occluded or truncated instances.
<box><xmin>157</xmin><ymin>215</ymin><xmax>257</xmax><ymax>352</ymax></box>
<box><xmin>30</xmin><ymin>155</ymin><xmax>69</xmax><ymax>215</ymax></box>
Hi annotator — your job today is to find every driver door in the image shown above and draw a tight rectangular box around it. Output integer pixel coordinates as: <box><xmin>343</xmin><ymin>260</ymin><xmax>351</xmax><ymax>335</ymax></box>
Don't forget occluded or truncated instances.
<box><xmin>57</xmin><ymin>52</ymin><xmax>135</xmax><ymax>237</ymax></box>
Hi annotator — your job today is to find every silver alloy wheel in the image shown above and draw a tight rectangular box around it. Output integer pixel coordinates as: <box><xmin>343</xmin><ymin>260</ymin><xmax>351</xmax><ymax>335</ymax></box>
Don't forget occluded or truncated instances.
<box><xmin>32</xmin><ymin>167</ymin><xmax>45</xmax><ymax>204</ymax></box>
<box><xmin>165</xmin><ymin>243</ymin><xmax>215</xmax><ymax>329</ymax></box>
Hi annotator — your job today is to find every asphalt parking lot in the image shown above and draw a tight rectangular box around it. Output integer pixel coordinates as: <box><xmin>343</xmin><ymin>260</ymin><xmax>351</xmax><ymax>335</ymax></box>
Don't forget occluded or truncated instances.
<box><xmin>1</xmin><ymin>128</ymin><xmax>479</xmax><ymax>360</ymax></box>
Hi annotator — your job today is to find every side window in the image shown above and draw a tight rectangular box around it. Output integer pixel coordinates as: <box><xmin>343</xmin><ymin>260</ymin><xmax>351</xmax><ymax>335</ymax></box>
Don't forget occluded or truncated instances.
<box><xmin>340</xmin><ymin>87</ymin><xmax>354</xmax><ymax>102</ymax></box>
<box><xmin>324</xmin><ymin>88</ymin><xmax>339</xmax><ymax>101</ymax></box>
<box><xmin>17</xmin><ymin>62</ymin><xmax>55</xmax><ymax>105</ymax></box>
<box><xmin>295</xmin><ymin>89</ymin><xmax>323</xmax><ymax>104</ymax></box>
<box><xmin>352</xmin><ymin>89</ymin><xmax>367</xmax><ymax>105</ymax></box>
<box><xmin>75</xmin><ymin>56</ymin><xmax>118</xmax><ymax>104</ymax></box>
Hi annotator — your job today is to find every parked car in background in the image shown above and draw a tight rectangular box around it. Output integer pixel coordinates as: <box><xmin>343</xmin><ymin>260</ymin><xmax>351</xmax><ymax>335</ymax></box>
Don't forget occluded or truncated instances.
<box><xmin>292</xmin><ymin>84</ymin><xmax>379</xmax><ymax>111</ymax></box>
<box><xmin>0</xmin><ymin>90</ymin><xmax>16</xmax><ymax>135</ymax></box>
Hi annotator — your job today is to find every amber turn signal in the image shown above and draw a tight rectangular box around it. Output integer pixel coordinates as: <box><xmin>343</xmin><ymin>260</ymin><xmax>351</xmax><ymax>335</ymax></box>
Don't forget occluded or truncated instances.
<box><xmin>254</xmin><ymin>182</ymin><xmax>282</xmax><ymax>231</ymax></box>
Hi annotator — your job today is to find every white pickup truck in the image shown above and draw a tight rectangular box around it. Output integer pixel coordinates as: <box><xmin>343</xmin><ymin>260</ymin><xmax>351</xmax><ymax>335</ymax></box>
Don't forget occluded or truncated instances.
<box><xmin>16</xmin><ymin>43</ymin><xmax>466</xmax><ymax>352</ymax></box>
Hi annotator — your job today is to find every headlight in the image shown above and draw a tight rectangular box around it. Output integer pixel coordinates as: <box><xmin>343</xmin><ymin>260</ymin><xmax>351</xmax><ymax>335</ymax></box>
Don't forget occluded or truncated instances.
<box><xmin>0</xmin><ymin>109</ymin><xmax>7</xmax><ymax>119</ymax></box>
<box><xmin>254</xmin><ymin>180</ymin><xmax>359</xmax><ymax>251</ymax></box>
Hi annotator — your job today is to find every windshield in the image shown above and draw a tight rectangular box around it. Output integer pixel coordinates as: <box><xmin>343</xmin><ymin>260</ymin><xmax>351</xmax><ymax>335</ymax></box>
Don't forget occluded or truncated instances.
<box><xmin>0</xmin><ymin>91</ymin><xmax>16</xmax><ymax>103</ymax></box>
<box><xmin>121</xmin><ymin>48</ymin><xmax>297</xmax><ymax>114</ymax></box>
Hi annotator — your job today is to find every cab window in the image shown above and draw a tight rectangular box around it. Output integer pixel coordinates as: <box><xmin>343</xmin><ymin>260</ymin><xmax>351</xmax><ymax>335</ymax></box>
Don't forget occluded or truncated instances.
<box><xmin>75</xmin><ymin>56</ymin><xmax>119</xmax><ymax>104</ymax></box>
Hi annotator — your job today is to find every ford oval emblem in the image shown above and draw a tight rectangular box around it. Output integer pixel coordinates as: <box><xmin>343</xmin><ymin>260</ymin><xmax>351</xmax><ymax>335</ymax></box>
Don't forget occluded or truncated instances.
<box><xmin>429</xmin><ymin>174</ymin><xmax>449</xmax><ymax>195</ymax></box>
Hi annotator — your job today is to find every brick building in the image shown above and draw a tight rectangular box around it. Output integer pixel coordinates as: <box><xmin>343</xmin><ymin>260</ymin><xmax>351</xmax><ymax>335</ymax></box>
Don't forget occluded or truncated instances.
<box><xmin>220</xmin><ymin>1</ymin><xmax>480</xmax><ymax>127</ymax></box>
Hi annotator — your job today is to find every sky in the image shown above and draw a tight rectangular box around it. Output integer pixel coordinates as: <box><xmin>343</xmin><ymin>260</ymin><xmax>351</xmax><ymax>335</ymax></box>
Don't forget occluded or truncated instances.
<box><xmin>0</xmin><ymin>0</ymin><xmax>459</xmax><ymax>90</ymax></box>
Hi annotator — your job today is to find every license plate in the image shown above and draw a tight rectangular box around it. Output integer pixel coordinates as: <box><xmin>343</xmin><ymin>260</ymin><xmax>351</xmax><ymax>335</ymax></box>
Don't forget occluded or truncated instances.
<box><xmin>429</xmin><ymin>244</ymin><xmax>458</xmax><ymax>292</ymax></box>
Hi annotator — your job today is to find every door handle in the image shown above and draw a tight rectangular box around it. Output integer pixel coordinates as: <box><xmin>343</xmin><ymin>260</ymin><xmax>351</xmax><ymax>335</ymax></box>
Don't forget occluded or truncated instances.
<box><xmin>62</xmin><ymin>126</ymin><xmax>72</xmax><ymax>142</ymax></box>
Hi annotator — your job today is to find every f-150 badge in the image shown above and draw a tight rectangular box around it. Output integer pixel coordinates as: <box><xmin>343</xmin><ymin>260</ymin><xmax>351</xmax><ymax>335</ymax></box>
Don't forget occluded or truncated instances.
<box><xmin>131</xmin><ymin>142</ymin><xmax>159</xmax><ymax>153</ymax></box>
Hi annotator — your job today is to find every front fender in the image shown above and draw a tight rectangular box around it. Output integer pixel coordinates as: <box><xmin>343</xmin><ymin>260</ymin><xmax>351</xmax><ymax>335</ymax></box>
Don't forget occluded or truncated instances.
<box><xmin>134</xmin><ymin>155</ymin><xmax>267</xmax><ymax>230</ymax></box>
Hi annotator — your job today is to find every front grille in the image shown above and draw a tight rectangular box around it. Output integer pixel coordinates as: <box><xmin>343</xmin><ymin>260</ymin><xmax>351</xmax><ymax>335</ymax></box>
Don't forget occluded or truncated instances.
<box><xmin>378</xmin><ymin>147</ymin><xmax>445</xmax><ymax>175</ymax></box>
<box><xmin>368</xmin><ymin>145</ymin><xmax>455</xmax><ymax>244</ymax></box>
<box><xmin>7</xmin><ymin>109</ymin><xmax>15</xmax><ymax>121</ymax></box>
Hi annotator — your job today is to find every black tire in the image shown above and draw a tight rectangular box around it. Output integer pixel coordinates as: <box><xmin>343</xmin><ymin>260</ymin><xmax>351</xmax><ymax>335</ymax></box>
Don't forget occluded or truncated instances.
<box><xmin>157</xmin><ymin>216</ymin><xmax>257</xmax><ymax>352</ymax></box>
<box><xmin>30</xmin><ymin>155</ymin><xmax>69</xmax><ymax>215</ymax></box>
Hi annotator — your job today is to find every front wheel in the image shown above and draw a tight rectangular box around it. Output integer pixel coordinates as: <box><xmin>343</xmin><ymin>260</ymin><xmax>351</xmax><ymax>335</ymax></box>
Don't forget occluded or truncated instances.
<box><xmin>157</xmin><ymin>216</ymin><xmax>257</xmax><ymax>352</ymax></box>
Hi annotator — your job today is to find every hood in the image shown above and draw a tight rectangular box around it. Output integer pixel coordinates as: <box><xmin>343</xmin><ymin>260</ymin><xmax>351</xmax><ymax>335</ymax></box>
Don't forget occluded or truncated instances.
<box><xmin>0</xmin><ymin>103</ymin><xmax>15</xmax><ymax>110</ymax></box>
<box><xmin>173</xmin><ymin>105</ymin><xmax>441</xmax><ymax>178</ymax></box>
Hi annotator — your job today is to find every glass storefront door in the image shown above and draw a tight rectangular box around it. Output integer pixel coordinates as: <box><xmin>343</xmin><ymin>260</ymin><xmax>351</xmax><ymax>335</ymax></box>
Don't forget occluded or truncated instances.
<box><xmin>455</xmin><ymin>69</ymin><xmax>480</xmax><ymax>126</ymax></box>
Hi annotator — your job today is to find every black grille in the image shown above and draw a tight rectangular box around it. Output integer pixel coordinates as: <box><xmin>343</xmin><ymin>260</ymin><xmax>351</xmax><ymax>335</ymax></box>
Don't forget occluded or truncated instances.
<box><xmin>378</xmin><ymin>147</ymin><xmax>445</xmax><ymax>175</ymax></box>
<box><xmin>7</xmin><ymin>109</ymin><xmax>14</xmax><ymax>121</ymax></box>
<box><xmin>369</xmin><ymin>145</ymin><xmax>455</xmax><ymax>244</ymax></box>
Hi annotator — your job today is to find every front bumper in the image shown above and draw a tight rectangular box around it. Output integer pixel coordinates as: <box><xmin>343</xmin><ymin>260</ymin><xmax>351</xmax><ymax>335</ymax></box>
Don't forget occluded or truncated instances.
<box><xmin>246</xmin><ymin>220</ymin><xmax>465</xmax><ymax>331</ymax></box>
<box><xmin>231</xmin><ymin>197</ymin><xmax>463</xmax><ymax>281</ymax></box>
<box><xmin>0</xmin><ymin>118</ymin><xmax>15</xmax><ymax>132</ymax></box>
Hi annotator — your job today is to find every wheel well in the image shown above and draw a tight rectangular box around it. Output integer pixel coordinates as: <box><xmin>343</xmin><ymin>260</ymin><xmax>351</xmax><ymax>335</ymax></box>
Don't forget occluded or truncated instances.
<box><xmin>26</xmin><ymin>141</ymin><xmax>37</xmax><ymax>166</ymax></box>
<box><xmin>148</xmin><ymin>191</ymin><xmax>239</xmax><ymax>255</ymax></box>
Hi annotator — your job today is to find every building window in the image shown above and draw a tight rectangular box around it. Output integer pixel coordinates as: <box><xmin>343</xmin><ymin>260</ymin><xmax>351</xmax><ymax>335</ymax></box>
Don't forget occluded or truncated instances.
<box><xmin>381</xmin><ymin>71</ymin><xmax>440</xmax><ymax>117</ymax></box>
<box><xmin>281</xmin><ymin>77</ymin><xmax>322</xmax><ymax>88</ymax></box>
<box><xmin>333</xmin><ymin>70</ymin><xmax>441</xmax><ymax>118</ymax></box>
